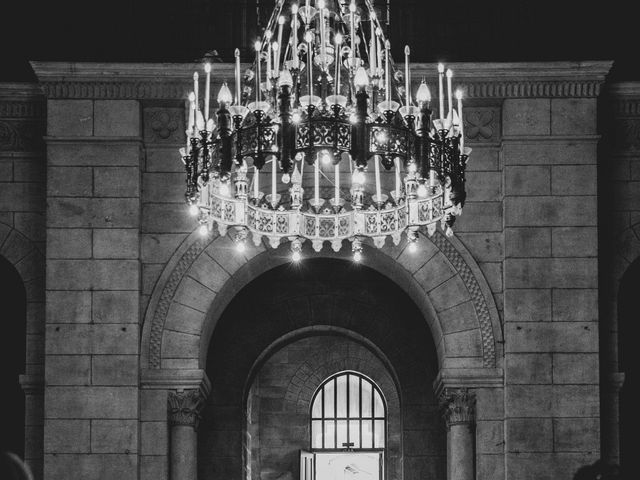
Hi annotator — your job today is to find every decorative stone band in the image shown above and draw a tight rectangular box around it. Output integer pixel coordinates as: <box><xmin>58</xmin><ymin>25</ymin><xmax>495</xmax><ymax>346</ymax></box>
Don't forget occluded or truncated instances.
<box><xmin>440</xmin><ymin>388</ymin><xmax>476</xmax><ymax>428</ymax></box>
<box><xmin>168</xmin><ymin>389</ymin><xmax>207</xmax><ymax>429</ymax></box>
<box><xmin>30</xmin><ymin>61</ymin><xmax>612</xmax><ymax>100</ymax></box>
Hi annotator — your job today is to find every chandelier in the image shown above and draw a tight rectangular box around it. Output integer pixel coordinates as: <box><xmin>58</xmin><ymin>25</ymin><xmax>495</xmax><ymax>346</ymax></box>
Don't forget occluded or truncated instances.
<box><xmin>180</xmin><ymin>0</ymin><xmax>471</xmax><ymax>262</ymax></box>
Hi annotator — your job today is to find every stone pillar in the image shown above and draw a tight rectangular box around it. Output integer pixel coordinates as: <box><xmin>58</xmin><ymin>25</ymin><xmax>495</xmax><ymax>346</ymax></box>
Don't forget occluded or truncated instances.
<box><xmin>168</xmin><ymin>389</ymin><xmax>207</xmax><ymax>480</ymax></box>
<box><xmin>441</xmin><ymin>389</ymin><xmax>476</xmax><ymax>480</ymax></box>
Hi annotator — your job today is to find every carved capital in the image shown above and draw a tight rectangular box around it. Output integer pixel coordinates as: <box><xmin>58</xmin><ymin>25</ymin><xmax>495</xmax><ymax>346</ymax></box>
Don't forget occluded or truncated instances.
<box><xmin>168</xmin><ymin>389</ymin><xmax>207</xmax><ymax>429</ymax></box>
<box><xmin>440</xmin><ymin>388</ymin><xmax>476</xmax><ymax>428</ymax></box>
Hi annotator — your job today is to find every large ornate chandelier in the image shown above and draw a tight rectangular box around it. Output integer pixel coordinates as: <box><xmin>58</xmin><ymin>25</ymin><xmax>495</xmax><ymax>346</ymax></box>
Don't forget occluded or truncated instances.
<box><xmin>180</xmin><ymin>0</ymin><xmax>471</xmax><ymax>262</ymax></box>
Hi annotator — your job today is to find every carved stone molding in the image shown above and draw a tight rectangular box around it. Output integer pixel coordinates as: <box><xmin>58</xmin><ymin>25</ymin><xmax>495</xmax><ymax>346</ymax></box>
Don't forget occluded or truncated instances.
<box><xmin>432</xmin><ymin>231</ymin><xmax>496</xmax><ymax>367</ymax></box>
<box><xmin>0</xmin><ymin>120</ymin><xmax>45</xmax><ymax>152</ymax></box>
<box><xmin>168</xmin><ymin>389</ymin><xmax>207</xmax><ymax>429</ymax></box>
<box><xmin>440</xmin><ymin>388</ymin><xmax>476</xmax><ymax>428</ymax></box>
<box><xmin>144</xmin><ymin>107</ymin><xmax>184</xmax><ymax>144</ymax></box>
<box><xmin>31</xmin><ymin>61</ymin><xmax>612</xmax><ymax>100</ymax></box>
<box><xmin>149</xmin><ymin>239</ymin><xmax>209</xmax><ymax>368</ymax></box>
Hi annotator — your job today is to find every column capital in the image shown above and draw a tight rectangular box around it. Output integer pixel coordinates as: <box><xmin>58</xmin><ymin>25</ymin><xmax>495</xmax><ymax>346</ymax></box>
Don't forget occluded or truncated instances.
<box><xmin>168</xmin><ymin>388</ymin><xmax>207</xmax><ymax>429</ymax></box>
<box><xmin>440</xmin><ymin>388</ymin><xmax>476</xmax><ymax>428</ymax></box>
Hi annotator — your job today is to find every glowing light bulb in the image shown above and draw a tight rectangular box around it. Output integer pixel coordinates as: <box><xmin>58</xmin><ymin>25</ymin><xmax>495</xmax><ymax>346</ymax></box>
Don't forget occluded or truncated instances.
<box><xmin>255</xmin><ymin>40</ymin><xmax>262</xmax><ymax>51</ymax></box>
<box><xmin>188</xmin><ymin>204</ymin><xmax>199</xmax><ymax>216</ymax></box>
<box><xmin>438</xmin><ymin>63</ymin><xmax>445</xmax><ymax>74</ymax></box>
<box><xmin>335</xmin><ymin>33</ymin><xmax>343</xmax><ymax>45</ymax></box>
<box><xmin>353</xmin><ymin>251</ymin><xmax>362</xmax><ymax>262</ymax></box>
<box><xmin>354</xmin><ymin>67</ymin><xmax>369</xmax><ymax>88</ymax></box>
<box><xmin>282</xmin><ymin>173</ymin><xmax>291</xmax><ymax>183</ymax></box>
<box><xmin>318</xmin><ymin>0</ymin><xmax>325</xmax><ymax>9</ymax></box>
<box><xmin>321</xmin><ymin>151</ymin><xmax>332</xmax><ymax>165</ymax></box>
<box><xmin>408</xmin><ymin>241</ymin><xmax>417</xmax><ymax>253</ymax></box>
<box><xmin>217</xmin><ymin>83</ymin><xmax>233</xmax><ymax>106</ymax></box>
<box><xmin>455</xmin><ymin>90</ymin><xmax>463</xmax><ymax>101</ymax></box>
<box><xmin>349</xmin><ymin>112</ymin><xmax>358</xmax><ymax>124</ymax></box>
<box><xmin>220</xmin><ymin>183</ymin><xmax>230</xmax><ymax>196</ymax></box>
<box><xmin>417</xmin><ymin>183</ymin><xmax>428</xmax><ymax>198</ymax></box>
<box><xmin>407</xmin><ymin>162</ymin><xmax>417</xmax><ymax>174</ymax></box>
<box><xmin>305</xmin><ymin>31</ymin><xmax>314</xmax><ymax>43</ymax></box>
<box><xmin>350</xmin><ymin>1</ymin><xmax>356</xmax><ymax>13</ymax></box>
<box><xmin>353</xmin><ymin>170</ymin><xmax>365</xmax><ymax>184</ymax></box>
<box><xmin>236</xmin><ymin>241</ymin><xmax>246</xmax><ymax>253</ymax></box>
<box><xmin>446</xmin><ymin>68</ymin><xmax>453</xmax><ymax>79</ymax></box>
<box><xmin>188</xmin><ymin>92</ymin><xmax>196</xmax><ymax>102</ymax></box>
<box><xmin>292</xmin><ymin>111</ymin><xmax>302</xmax><ymax>123</ymax></box>
<box><xmin>292</xmin><ymin>4</ymin><xmax>299</xmax><ymax>14</ymax></box>
<box><xmin>204</xmin><ymin>63</ymin><xmax>212</xmax><ymax>73</ymax></box>
<box><xmin>198</xmin><ymin>224</ymin><xmax>208</xmax><ymax>236</ymax></box>
<box><xmin>416</xmin><ymin>81</ymin><xmax>431</xmax><ymax>104</ymax></box>
<box><xmin>279</xmin><ymin>15</ymin><xmax>285</xmax><ymax>25</ymax></box>
<box><xmin>292</xmin><ymin>251</ymin><xmax>301</xmax><ymax>262</ymax></box>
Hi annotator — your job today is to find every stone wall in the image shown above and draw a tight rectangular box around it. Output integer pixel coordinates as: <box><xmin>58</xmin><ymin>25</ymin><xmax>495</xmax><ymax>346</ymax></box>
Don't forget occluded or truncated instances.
<box><xmin>0</xmin><ymin>60</ymin><xmax>619</xmax><ymax>480</ymax></box>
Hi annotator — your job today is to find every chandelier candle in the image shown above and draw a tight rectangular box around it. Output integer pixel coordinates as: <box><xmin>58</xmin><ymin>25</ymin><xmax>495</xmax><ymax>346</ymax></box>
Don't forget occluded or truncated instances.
<box><xmin>234</xmin><ymin>49</ymin><xmax>241</xmax><ymax>104</ymax></box>
<box><xmin>181</xmin><ymin>0</ymin><xmax>471</xmax><ymax>261</ymax></box>
<box><xmin>266</xmin><ymin>32</ymin><xmax>272</xmax><ymax>90</ymax></box>
<box><xmin>438</xmin><ymin>63</ymin><xmax>444</xmax><ymax>122</ymax></box>
<box><xmin>404</xmin><ymin>46</ymin><xmax>410</xmax><ymax>106</ymax></box>
<box><xmin>255</xmin><ymin>41</ymin><xmax>262</xmax><ymax>103</ymax></box>
<box><xmin>350</xmin><ymin>1</ymin><xmax>356</xmax><ymax>66</ymax></box>
<box><xmin>370</xmin><ymin>11</ymin><xmax>377</xmax><ymax>73</ymax></box>
<box><xmin>385</xmin><ymin>40</ymin><xmax>391</xmax><ymax>103</ymax></box>
<box><xmin>193</xmin><ymin>72</ymin><xmax>199</xmax><ymax>112</ymax></box>
<box><xmin>334</xmin><ymin>33</ymin><xmax>343</xmax><ymax>92</ymax></box>
<box><xmin>276</xmin><ymin>16</ymin><xmax>285</xmax><ymax>75</ymax></box>
<box><xmin>204</xmin><ymin>63</ymin><xmax>211</xmax><ymax>120</ymax></box>
<box><xmin>446</xmin><ymin>68</ymin><xmax>453</xmax><ymax>121</ymax></box>
<box><xmin>456</xmin><ymin>90</ymin><xmax>464</xmax><ymax>151</ymax></box>
<box><xmin>292</xmin><ymin>5</ymin><xmax>299</xmax><ymax>69</ymax></box>
<box><xmin>318</xmin><ymin>0</ymin><xmax>326</xmax><ymax>69</ymax></box>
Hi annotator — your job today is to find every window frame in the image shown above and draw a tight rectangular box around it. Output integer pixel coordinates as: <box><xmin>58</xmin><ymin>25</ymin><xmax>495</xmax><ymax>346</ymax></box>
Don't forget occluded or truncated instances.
<box><xmin>309</xmin><ymin>371</ymin><xmax>387</xmax><ymax>451</ymax></box>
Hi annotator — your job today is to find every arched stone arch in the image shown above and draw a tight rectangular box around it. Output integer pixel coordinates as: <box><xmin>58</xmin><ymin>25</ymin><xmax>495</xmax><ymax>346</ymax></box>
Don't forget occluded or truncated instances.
<box><xmin>0</xmin><ymin>221</ymin><xmax>45</xmax><ymax>477</ymax></box>
<box><xmin>241</xmin><ymin>326</ymin><xmax>401</xmax><ymax>414</ymax></box>
<box><xmin>141</xmin><ymin>228</ymin><xmax>502</xmax><ymax>372</ymax></box>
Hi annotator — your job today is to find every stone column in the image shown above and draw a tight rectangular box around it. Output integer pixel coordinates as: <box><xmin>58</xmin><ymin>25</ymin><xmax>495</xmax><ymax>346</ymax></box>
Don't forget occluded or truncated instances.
<box><xmin>441</xmin><ymin>389</ymin><xmax>476</xmax><ymax>480</ymax></box>
<box><xmin>168</xmin><ymin>389</ymin><xmax>207</xmax><ymax>480</ymax></box>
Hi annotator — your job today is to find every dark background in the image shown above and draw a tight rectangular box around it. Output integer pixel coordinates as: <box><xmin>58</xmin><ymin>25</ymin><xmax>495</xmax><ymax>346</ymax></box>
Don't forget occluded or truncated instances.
<box><xmin>0</xmin><ymin>0</ymin><xmax>634</xmax><ymax>82</ymax></box>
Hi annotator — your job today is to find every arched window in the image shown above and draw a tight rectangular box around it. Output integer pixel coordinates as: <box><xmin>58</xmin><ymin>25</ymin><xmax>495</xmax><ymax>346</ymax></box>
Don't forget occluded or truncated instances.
<box><xmin>310</xmin><ymin>371</ymin><xmax>386</xmax><ymax>450</ymax></box>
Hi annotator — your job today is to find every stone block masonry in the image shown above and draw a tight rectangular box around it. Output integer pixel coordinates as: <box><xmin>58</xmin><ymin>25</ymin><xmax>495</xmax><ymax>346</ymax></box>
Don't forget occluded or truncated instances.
<box><xmin>502</xmin><ymin>95</ymin><xmax>601</xmax><ymax>478</ymax></box>
<box><xmin>44</xmin><ymin>99</ymin><xmax>143</xmax><ymax>480</ymax></box>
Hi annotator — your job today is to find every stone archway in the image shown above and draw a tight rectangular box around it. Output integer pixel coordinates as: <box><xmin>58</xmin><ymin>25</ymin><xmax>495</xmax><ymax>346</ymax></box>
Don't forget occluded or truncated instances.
<box><xmin>0</xmin><ymin>222</ymin><xmax>45</xmax><ymax>478</ymax></box>
<box><xmin>141</xmin><ymin>229</ymin><xmax>502</xmax><ymax>372</ymax></box>
<box><xmin>601</xmin><ymin>220</ymin><xmax>640</xmax><ymax>465</ymax></box>
<box><xmin>140</xmin><ymin>228</ymin><xmax>503</xmax><ymax>480</ymax></box>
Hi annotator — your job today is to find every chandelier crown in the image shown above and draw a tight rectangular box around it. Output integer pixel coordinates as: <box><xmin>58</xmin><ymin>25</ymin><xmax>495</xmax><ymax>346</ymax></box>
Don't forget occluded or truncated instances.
<box><xmin>182</xmin><ymin>0</ymin><xmax>472</xmax><ymax>262</ymax></box>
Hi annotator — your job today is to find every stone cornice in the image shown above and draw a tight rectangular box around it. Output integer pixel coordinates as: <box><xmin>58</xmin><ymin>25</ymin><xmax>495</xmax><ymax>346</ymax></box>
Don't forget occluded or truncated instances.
<box><xmin>141</xmin><ymin>368</ymin><xmax>211</xmax><ymax>396</ymax></box>
<box><xmin>433</xmin><ymin>367</ymin><xmax>503</xmax><ymax>398</ymax></box>
<box><xmin>30</xmin><ymin>60</ymin><xmax>613</xmax><ymax>100</ymax></box>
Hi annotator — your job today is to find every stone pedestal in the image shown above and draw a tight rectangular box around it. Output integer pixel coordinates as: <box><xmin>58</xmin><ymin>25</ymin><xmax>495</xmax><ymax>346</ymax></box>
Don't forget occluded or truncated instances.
<box><xmin>442</xmin><ymin>389</ymin><xmax>476</xmax><ymax>480</ymax></box>
<box><xmin>168</xmin><ymin>388</ymin><xmax>207</xmax><ymax>480</ymax></box>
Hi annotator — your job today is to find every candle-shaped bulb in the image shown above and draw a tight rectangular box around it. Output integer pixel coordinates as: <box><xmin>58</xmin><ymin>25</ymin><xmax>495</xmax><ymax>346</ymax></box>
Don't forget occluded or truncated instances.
<box><xmin>279</xmin><ymin>69</ymin><xmax>294</xmax><ymax>87</ymax></box>
<box><xmin>272</xmin><ymin>41</ymin><xmax>279</xmax><ymax>52</ymax></box>
<box><xmin>255</xmin><ymin>40</ymin><xmax>262</xmax><ymax>51</ymax></box>
<box><xmin>416</xmin><ymin>82</ymin><xmax>431</xmax><ymax>104</ymax></box>
<box><xmin>446</xmin><ymin>68</ymin><xmax>453</xmax><ymax>79</ymax></box>
<box><xmin>217</xmin><ymin>83</ymin><xmax>233</xmax><ymax>106</ymax></box>
<box><xmin>318</xmin><ymin>0</ymin><xmax>325</xmax><ymax>8</ymax></box>
<box><xmin>188</xmin><ymin>92</ymin><xmax>196</xmax><ymax>103</ymax></box>
<box><xmin>335</xmin><ymin>33</ymin><xmax>343</xmax><ymax>44</ymax></box>
<box><xmin>354</xmin><ymin>66</ymin><xmax>369</xmax><ymax>87</ymax></box>
<box><xmin>405</xmin><ymin>45</ymin><xmax>410</xmax><ymax>56</ymax></box>
<box><xmin>455</xmin><ymin>89</ymin><xmax>463</xmax><ymax>101</ymax></box>
<box><xmin>279</xmin><ymin>15</ymin><xmax>285</xmax><ymax>25</ymax></box>
<box><xmin>194</xmin><ymin>72</ymin><xmax>199</xmax><ymax>81</ymax></box>
<box><xmin>292</xmin><ymin>4</ymin><xmax>299</xmax><ymax>14</ymax></box>
<box><xmin>371</xmin><ymin>10</ymin><xmax>376</xmax><ymax>20</ymax></box>
<box><xmin>438</xmin><ymin>63</ymin><xmax>445</xmax><ymax>73</ymax></box>
<box><xmin>350</xmin><ymin>1</ymin><xmax>356</xmax><ymax>12</ymax></box>
<box><xmin>204</xmin><ymin>62</ymin><xmax>211</xmax><ymax>74</ymax></box>
<box><xmin>265</xmin><ymin>30</ymin><xmax>272</xmax><ymax>40</ymax></box>
<box><xmin>235</xmin><ymin>48</ymin><xmax>240</xmax><ymax>58</ymax></box>
<box><xmin>385</xmin><ymin>39</ymin><xmax>391</xmax><ymax>50</ymax></box>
